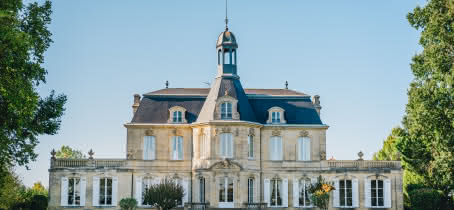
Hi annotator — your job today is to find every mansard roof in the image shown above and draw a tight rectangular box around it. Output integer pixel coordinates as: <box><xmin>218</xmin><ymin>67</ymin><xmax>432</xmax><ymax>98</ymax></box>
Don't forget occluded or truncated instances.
<box><xmin>132</xmin><ymin>87</ymin><xmax>322</xmax><ymax>125</ymax></box>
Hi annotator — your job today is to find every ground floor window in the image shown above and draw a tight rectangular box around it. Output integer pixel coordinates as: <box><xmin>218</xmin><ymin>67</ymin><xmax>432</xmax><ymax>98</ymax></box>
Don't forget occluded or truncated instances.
<box><xmin>68</xmin><ymin>178</ymin><xmax>81</xmax><ymax>206</ymax></box>
<box><xmin>199</xmin><ymin>177</ymin><xmax>205</xmax><ymax>202</ymax></box>
<box><xmin>248</xmin><ymin>178</ymin><xmax>254</xmax><ymax>203</ymax></box>
<box><xmin>99</xmin><ymin>178</ymin><xmax>113</xmax><ymax>206</ymax></box>
<box><xmin>339</xmin><ymin>179</ymin><xmax>352</xmax><ymax>207</ymax></box>
<box><xmin>371</xmin><ymin>180</ymin><xmax>384</xmax><ymax>207</ymax></box>
<box><xmin>299</xmin><ymin>179</ymin><xmax>311</xmax><ymax>207</ymax></box>
<box><xmin>219</xmin><ymin>177</ymin><xmax>234</xmax><ymax>203</ymax></box>
<box><xmin>270</xmin><ymin>179</ymin><xmax>282</xmax><ymax>207</ymax></box>
<box><xmin>142</xmin><ymin>177</ymin><xmax>154</xmax><ymax>206</ymax></box>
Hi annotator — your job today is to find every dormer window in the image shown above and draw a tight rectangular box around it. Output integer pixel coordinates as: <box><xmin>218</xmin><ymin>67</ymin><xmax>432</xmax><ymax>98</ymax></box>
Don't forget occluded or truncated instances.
<box><xmin>173</xmin><ymin>111</ymin><xmax>182</xmax><ymax>123</ymax></box>
<box><xmin>221</xmin><ymin>102</ymin><xmax>232</xmax><ymax>120</ymax></box>
<box><xmin>168</xmin><ymin>106</ymin><xmax>187</xmax><ymax>123</ymax></box>
<box><xmin>267</xmin><ymin>107</ymin><xmax>286</xmax><ymax>124</ymax></box>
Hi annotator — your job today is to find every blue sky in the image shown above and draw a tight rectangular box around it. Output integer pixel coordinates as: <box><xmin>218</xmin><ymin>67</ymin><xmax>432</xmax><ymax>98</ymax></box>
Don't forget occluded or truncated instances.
<box><xmin>17</xmin><ymin>0</ymin><xmax>425</xmax><ymax>187</ymax></box>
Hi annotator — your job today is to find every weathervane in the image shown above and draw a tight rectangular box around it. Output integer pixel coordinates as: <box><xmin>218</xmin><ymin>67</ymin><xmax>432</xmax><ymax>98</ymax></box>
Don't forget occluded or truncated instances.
<box><xmin>225</xmin><ymin>0</ymin><xmax>229</xmax><ymax>31</ymax></box>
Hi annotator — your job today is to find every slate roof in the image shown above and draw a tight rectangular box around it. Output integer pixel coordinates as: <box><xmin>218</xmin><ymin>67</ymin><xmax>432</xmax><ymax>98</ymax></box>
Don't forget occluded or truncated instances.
<box><xmin>132</xmin><ymin>87</ymin><xmax>322</xmax><ymax>124</ymax></box>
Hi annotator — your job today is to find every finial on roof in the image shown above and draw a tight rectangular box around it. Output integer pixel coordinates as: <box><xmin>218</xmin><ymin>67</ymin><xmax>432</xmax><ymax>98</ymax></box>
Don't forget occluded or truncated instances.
<box><xmin>285</xmin><ymin>81</ymin><xmax>288</xmax><ymax>89</ymax></box>
<box><xmin>224</xmin><ymin>90</ymin><xmax>228</xmax><ymax>96</ymax></box>
<box><xmin>166</xmin><ymin>80</ymin><xmax>169</xmax><ymax>89</ymax></box>
<box><xmin>225</xmin><ymin>0</ymin><xmax>229</xmax><ymax>31</ymax></box>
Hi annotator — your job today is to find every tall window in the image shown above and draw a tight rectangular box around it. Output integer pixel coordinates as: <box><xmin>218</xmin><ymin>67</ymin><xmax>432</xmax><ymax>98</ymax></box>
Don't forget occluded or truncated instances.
<box><xmin>173</xmin><ymin>179</ymin><xmax>184</xmax><ymax>206</ymax></box>
<box><xmin>172</xmin><ymin>136</ymin><xmax>183</xmax><ymax>160</ymax></box>
<box><xmin>200</xmin><ymin>133</ymin><xmax>209</xmax><ymax>160</ymax></box>
<box><xmin>142</xmin><ymin>178</ymin><xmax>154</xmax><ymax>206</ymax></box>
<box><xmin>269</xmin><ymin>136</ymin><xmax>283</xmax><ymax>160</ymax></box>
<box><xmin>371</xmin><ymin>180</ymin><xmax>384</xmax><ymax>207</ymax></box>
<box><xmin>173</xmin><ymin>111</ymin><xmax>182</xmax><ymax>123</ymax></box>
<box><xmin>299</xmin><ymin>179</ymin><xmax>311</xmax><ymax>207</ymax></box>
<box><xmin>248</xmin><ymin>135</ymin><xmax>254</xmax><ymax>159</ymax></box>
<box><xmin>68</xmin><ymin>178</ymin><xmax>81</xmax><ymax>206</ymax></box>
<box><xmin>339</xmin><ymin>179</ymin><xmax>353</xmax><ymax>207</ymax></box>
<box><xmin>270</xmin><ymin>179</ymin><xmax>282</xmax><ymax>207</ymax></box>
<box><xmin>199</xmin><ymin>177</ymin><xmax>206</xmax><ymax>202</ymax></box>
<box><xmin>220</xmin><ymin>133</ymin><xmax>233</xmax><ymax>158</ymax></box>
<box><xmin>219</xmin><ymin>177</ymin><xmax>234</xmax><ymax>203</ymax></box>
<box><xmin>248</xmin><ymin>178</ymin><xmax>254</xmax><ymax>203</ymax></box>
<box><xmin>221</xmin><ymin>102</ymin><xmax>232</xmax><ymax>120</ymax></box>
<box><xmin>298</xmin><ymin>137</ymin><xmax>310</xmax><ymax>161</ymax></box>
<box><xmin>99</xmin><ymin>178</ymin><xmax>113</xmax><ymax>206</ymax></box>
<box><xmin>143</xmin><ymin>136</ymin><xmax>156</xmax><ymax>160</ymax></box>
<box><xmin>271</xmin><ymin>112</ymin><xmax>281</xmax><ymax>123</ymax></box>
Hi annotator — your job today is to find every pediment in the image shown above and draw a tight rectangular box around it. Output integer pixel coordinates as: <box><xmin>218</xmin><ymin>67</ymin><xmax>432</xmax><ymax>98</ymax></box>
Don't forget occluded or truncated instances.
<box><xmin>209</xmin><ymin>159</ymin><xmax>243</xmax><ymax>170</ymax></box>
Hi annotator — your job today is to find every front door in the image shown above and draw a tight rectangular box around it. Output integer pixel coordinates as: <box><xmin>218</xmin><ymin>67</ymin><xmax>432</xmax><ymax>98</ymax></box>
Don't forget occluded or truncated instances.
<box><xmin>218</xmin><ymin>177</ymin><xmax>234</xmax><ymax>208</ymax></box>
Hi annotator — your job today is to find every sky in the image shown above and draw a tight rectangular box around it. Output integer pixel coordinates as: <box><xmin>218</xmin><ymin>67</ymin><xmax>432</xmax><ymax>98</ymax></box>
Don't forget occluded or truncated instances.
<box><xmin>17</xmin><ymin>0</ymin><xmax>426</xmax><ymax>187</ymax></box>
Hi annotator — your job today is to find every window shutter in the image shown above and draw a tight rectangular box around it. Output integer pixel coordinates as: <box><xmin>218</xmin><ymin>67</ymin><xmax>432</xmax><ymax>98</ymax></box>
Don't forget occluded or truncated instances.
<box><xmin>178</xmin><ymin>137</ymin><xmax>183</xmax><ymax>160</ymax></box>
<box><xmin>264</xmin><ymin>179</ymin><xmax>270</xmax><ymax>207</ymax></box>
<box><xmin>112</xmin><ymin>177</ymin><xmax>118</xmax><ymax>206</ymax></box>
<box><xmin>384</xmin><ymin>179</ymin><xmax>392</xmax><ymax>208</ymax></box>
<box><xmin>253</xmin><ymin>178</ymin><xmax>257</xmax><ymax>203</ymax></box>
<box><xmin>283</xmin><ymin>179</ymin><xmax>288</xmax><ymax>207</ymax></box>
<box><xmin>305</xmin><ymin>138</ymin><xmax>311</xmax><ymax>161</ymax></box>
<box><xmin>352</xmin><ymin>178</ymin><xmax>359</xmax><ymax>207</ymax></box>
<box><xmin>151</xmin><ymin>137</ymin><xmax>156</xmax><ymax>160</ymax></box>
<box><xmin>183</xmin><ymin>178</ymin><xmax>189</xmax><ymax>205</ymax></box>
<box><xmin>172</xmin><ymin>137</ymin><xmax>177</xmax><ymax>160</ymax></box>
<box><xmin>365</xmin><ymin>178</ymin><xmax>371</xmax><ymax>208</ymax></box>
<box><xmin>60</xmin><ymin>177</ymin><xmax>68</xmax><ymax>206</ymax></box>
<box><xmin>332</xmin><ymin>179</ymin><xmax>340</xmax><ymax>207</ymax></box>
<box><xmin>278</xmin><ymin>138</ymin><xmax>283</xmax><ymax>160</ymax></box>
<box><xmin>80</xmin><ymin>177</ymin><xmax>87</xmax><ymax>206</ymax></box>
<box><xmin>143</xmin><ymin>137</ymin><xmax>149</xmax><ymax>159</ymax></box>
<box><xmin>292</xmin><ymin>179</ymin><xmax>299</xmax><ymax>207</ymax></box>
<box><xmin>135</xmin><ymin>176</ymin><xmax>143</xmax><ymax>206</ymax></box>
<box><xmin>92</xmin><ymin>177</ymin><xmax>100</xmax><ymax>206</ymax></box>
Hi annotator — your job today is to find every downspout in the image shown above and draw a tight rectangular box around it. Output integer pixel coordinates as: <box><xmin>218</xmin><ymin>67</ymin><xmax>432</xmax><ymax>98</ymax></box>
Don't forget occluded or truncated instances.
<box><xmin>131</xmin><ymin>172</ymin><xmax>134</xmax><ymax>198</ymax></box>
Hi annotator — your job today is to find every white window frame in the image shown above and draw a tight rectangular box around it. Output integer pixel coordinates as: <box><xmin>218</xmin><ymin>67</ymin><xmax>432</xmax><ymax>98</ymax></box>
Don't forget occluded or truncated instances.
<box><xmin>248</xmin><ymin>135</ymin><xmax>254</xmax><ymax>159</ymax></box>
<box><xmin>267</xmin><ymin>107</ymin><xmax>286</xmax><ymax>124</ymax></box>
<box><xmin>339</xmin><ymin>179</ymin><xmax>353</xmax><ymax>208</ymax></box>
<box><xmin>168</xmin><ymin>106</ymin><xmax>187</xmax><ymax>123</ymax></box>
<box><xmin>173</xmin><ymin>111</ymin><xmax>182</xmax><ymax>123</ymax></box>
<box><xmin>269</xmin><ymin>136</ymin><xmax>283</xmax><ymax>161</ymax></box>
<box><xmin>370</xmin><ymin>179</ymin><xmax>384</xmax><ymax>207</ymax></box>
<box><xmin>298</xmin><ymin>179</ymin><xmax>312</xmax><ymax>207</ymax></box>
<box><xmin>221</xmin><ymin>102</ymin><xmax>233</xmax><ymax>120</ymax></box>
<box><xmin>220</xmin><ymin>133</ymin><xmax>233</xmax><ymax>158</ymax></box>
<box><xmin>219</xmin><ymin>177</ymin><xmax>234</xmax><ymax>207</ymax></box>
<box><xmin>141</xmin><ymin>177</ymin><xmax>154</xmax><ymax>207</ymax></box>
<box><xmin>248</xmin><ymin>178</ymin><xmax>254</xmax><ymax>203</ymax></box>
<box><xmin>199</xmin><ymin>177</ymin><xmax>206</xmax><ymax>203</ymax></box>
<box><xmin>298</xmin><ymin>137</ymin><xmax>311</xmax><ymax>161</ymax></box>
<box><xmin>67</xmin><ymin>177</ymin><xmax>81</xmax><ymax>206</ymax></box>
<box><xmin>270</xmin><ymin>179</ymin><xmax>283</xmax><ymax>207</ymax></box>
<box><xmin>99</xmin><ymin>177</ymin><xmax>113</xmax><ymax>206</ymax></box>
<box><xmin>172</xmin><ymin>136</ymin><xmax>183</xmax><ymax>160</ymax></box>
<box><xmin>143</xmin><ymin>136</ymin><xmax>156</xmax><ymax>160</ymax></box>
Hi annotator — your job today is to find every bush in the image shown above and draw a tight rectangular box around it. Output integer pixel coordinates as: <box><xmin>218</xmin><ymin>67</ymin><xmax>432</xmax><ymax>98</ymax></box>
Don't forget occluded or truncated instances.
<box><xmin>143</xmin><ymin>178</ymin><xmax>184</xmax><ymax>210</ymax></box>
<box><xmin>409</xmin><ymin>188</ymin><xmax>443</xmax><ymax>210</ymax></box>
<box><xmin>120</xmin><ymin>197</ymin><xmax>138</xmax><ymax>210</ymax></box>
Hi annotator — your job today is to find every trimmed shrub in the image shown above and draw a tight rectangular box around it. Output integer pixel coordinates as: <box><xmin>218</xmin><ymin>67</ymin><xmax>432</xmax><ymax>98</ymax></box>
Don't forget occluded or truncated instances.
<box><xmin>409</xmin><ymin>188</ymin><xmax>443</xmax><ymax>210</ymax></box>
<box><xmin>120</xmin><ymin>197</ymin><xmax>138</xmax><ymax>210</ymax></box>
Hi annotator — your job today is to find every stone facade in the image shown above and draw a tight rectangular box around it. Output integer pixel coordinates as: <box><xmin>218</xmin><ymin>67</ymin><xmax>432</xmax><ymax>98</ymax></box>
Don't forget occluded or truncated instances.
<box><xmin>48</xmin><ymin>26</ymin><xmax>403</xmax><ymax>210</ymax></box>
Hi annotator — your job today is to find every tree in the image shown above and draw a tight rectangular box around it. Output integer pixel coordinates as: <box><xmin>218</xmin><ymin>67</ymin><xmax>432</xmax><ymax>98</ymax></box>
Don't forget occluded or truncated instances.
<box><xmin>0</xmin><ymin>167</ymin><xmax>23</xmax><ymax>209</ymax></box>
<box><xmin>0</xmin><ymin>0</ymin><xmax>67</xmax><ymax>169</ymax></box>
<box><xmin>119</xmin><ymin>197</ymin><xmax>138</xmax><ymax>210</ymax></box>
<box><xmin>372</xmin><ymin>127</ymin><xmax>403</xmax><ymax>161</ymax></box>
<box><xmin>55</xmin><ymin>145</ymin><xmax>86</xmax><ymax>159</ymax></box>
<box><xmin>395</xmin><ymin>0</ymin><xmax>454</xmax><ymax>208</ymax></box>
<box><xmin>143</xmin><ymin>179</ymin><xmax>184</xmax><ymax>210</ymax></box>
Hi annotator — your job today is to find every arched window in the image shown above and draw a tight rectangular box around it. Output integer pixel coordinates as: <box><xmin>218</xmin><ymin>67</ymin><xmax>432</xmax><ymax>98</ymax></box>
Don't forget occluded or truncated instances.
<box><xmin>221</xmin><ymin>102</ymin><xmax>232</xmax><ymax>120</ymax></box>
<box><xmin>224</xmin><ymin>49</ymin><xmax>231</xmax><ymax>64</ymax></box>
<box><xmin>173</xmin><ymin>111</ymin><xmax>182</xmax><ymax>123</ymax></box>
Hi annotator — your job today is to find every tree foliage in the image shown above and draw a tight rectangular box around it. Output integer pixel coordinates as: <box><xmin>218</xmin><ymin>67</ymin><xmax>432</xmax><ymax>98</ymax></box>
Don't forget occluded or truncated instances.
<box><xmin>119</xmin><ymin>197</ymin><xmax>138</xmax><ymax>210</ymax></box>
<box><xmin>143</xmin><ymin>179</ymin><xmax>184</xmax><ymax>210</ymax></box>
<box><xmin>373</xmin><ymin>127</ymin><xmax>403</xmax><ymax>161</ymax></box>
<box><xmin>395</xmin><ymin>0</ymin><xmax>454</xmax><ymax>207</ymax></box>
<box><xmin>307</xmin><ymin>175</ymin><xmax>335</xmax><ymax>210</ymax></box>
<box><xmin>55</xmin><ymin>145</ymin><xmax>86</xmax><ymax>159</ymax></box>
<box><xmin>0</xmin><ymin>0</ymin><xmax>66</xmax><ymax>168</ymax></box>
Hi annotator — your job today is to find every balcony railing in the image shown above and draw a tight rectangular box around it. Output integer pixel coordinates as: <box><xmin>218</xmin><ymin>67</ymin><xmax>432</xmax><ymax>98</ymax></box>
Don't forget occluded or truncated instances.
<box><xmin>51</xmin><ymin>158</ymin><xmax>126</xmax><ymax>168</ymax></box>
<box><xmin>244</xmin><ymin>202</ymin><xmax>267</xmax><ymax>210</ymax></box>
<box><xmin>326</xmin><ymin>160</ymin><xmax>401</xmax><ymax>169</ymax></box>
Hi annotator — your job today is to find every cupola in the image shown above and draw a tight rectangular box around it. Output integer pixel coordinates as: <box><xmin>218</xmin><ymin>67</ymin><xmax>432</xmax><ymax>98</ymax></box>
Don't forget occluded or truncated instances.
<box><xmin>216</xmin><ymin>28</ymin><xmax>238</xmax><ymax>78</ymax></box>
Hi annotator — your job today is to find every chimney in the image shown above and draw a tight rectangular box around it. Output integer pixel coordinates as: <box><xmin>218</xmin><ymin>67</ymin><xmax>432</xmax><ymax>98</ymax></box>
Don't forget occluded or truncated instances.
<box><xmin>312</xmin><ymin>95</ymin><xmax>321</xmax><ymax>116</ymax></box>
<box><xmin>132</xmin><ymin>94</ymin><xmax>141</xmax><ymax>115</ymax></box>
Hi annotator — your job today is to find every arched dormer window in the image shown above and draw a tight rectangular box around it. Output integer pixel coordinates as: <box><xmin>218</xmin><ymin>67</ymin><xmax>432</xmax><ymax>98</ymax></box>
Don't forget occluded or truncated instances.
<box><xmin>168</xmin><ymin>106</ymin><xmax>187</xmax><ymax>123</ymax></box>
<box><xmin>267</xmin><ymin>107</ymin><xmax>286</xmax><ymax>124</ymax></box>
<box><xmin>221</xmin><ymin>102</ymin><xmax>232</xmax><ymax>120</ymax></box>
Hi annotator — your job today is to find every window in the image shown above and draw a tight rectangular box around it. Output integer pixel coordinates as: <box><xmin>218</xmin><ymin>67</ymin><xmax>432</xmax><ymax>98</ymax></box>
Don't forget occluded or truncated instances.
<box><xmin>269</xmin><ymin>136</ymin><xmax>283</xmax><ymax>160</ymax></box>
<box><xmin>220</xmin><ymin>133</ymin><xmax>233</xmax><ymax>158</ymax></box>
<box><xmin>298</xmin><ymin>137</ymin><xmax>310</xmax><ymax>161</ymax></box>
<box><xmin>173</xmin><ymin>111</ymin><xmax>182</xmax><ymax>123</ymax></box>
<box><xmin>200</xmin><ymin>133</ymin><xmax>209</xmax><ymax>160</ymax></box>
<box><xmin>248</xmin><ymin>178</ymin><xmax>254</xmax><ymax>203</ymax></box>
<box><xmin>339</xmin><ymin>179</ymin><xmax>353</xmax><ymax>207</ymax></box>
<box><xmin>248</xmin><ymin>135</ymin><xmax>254</xmax><ymax>159</ymax></box>
<box><xmin>299</xmin><ymin>179</ymin><xmax>311</xmax><ymax>207</ymax></box>
<box><xmin>271</xmin><ymin>112</ymin><xmax>281</xmax><ymax>123</ymax></box>
<box><xmin>172</xmin><ymin>136</ymin><xmax>183</xmax><ymax>160</ymax></box>
<box><xmin>99</xmin><ymin>178</ymin><xmax>113</xmax><ymax>206</ymax></box>
<box><xmin>199</xmin><ymin>177</ymin><xmax>206</xmax><ymax>202</ymax></box>
<box><xmin>221</xmin><ymin>102</ymin><xmax>232</xmax><ymax>119</ymax></box>
<box><xmin>173</xmin><ymin>179</ymin><xmax>184</xmax><ymax>206</ymax></box>
<box><xmin>143</xmin><ymin>136</ymin><xmax>156</xmax><ymax>160</ymax></box>
<box><xmin>68</xmin><ymin>178</ymin><xmax>81</xmax><ymax>206</ymax></box>
<box><xmin>224</xmin><ymin>49</ymin><xmax>231</xmax><ymax>64</ymax></box>
<box><xmin>270</xmin><ymin>179</ymin><xmax>282</xmax><ymax>207</ymax></box>
<box><xmin>219</xmin><ymin>177</ymin><xmax>234</xmax><ymax>203</ymax></box>
<box><xmin>371</xmin><ymin>180</ymin><xmax>384</xmax><ymax>207</ymax></box>
<box><xmin>141</xmin><ymin>178</ymin><xmax>154</xmax><ymax>206</ymax></box>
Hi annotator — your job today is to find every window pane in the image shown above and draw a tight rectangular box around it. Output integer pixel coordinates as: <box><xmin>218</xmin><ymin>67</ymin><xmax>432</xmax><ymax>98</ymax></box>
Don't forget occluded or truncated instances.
<box><xmin>248</xmin><ymin>178</ymin><xmax>254</xmax><ymax>203</ymax></box>
<box><xmin>219</xmin><ymin>179</ymin><xmax>225</xmax><ymax>202</ymax></box>
<box><xmin>200</xmin><ymin>178</ymin><xmax>205</xmax><ymax>202</ymax></box>
<box><xmin>276</xmin><ymin>112</ymin><xmax>280</xmax><ymax>122</ymax></box>
<box><xmin>100</xmin><ymin>178</ymin><xmax>105</xmax><ymax>205</ymax></box>
<box><xmin>248</xmin><ymin>136</ymin><xmax>253</xmax><ymax>158</ymax></box>
<box><xmin>378</xmin><ymin>197</ymin><xmax>384</xmax><ymax>206</ymax></box>
<box><xmin>75</xmin><ymin>178</ymin><xmax>80</xmax><ymax>205</ymax></box>
<box><xmin>227</xmin><ymin>178</ymin><xmax>234</xmax><ymax>202</ymax></box>
<box><xmin>107</xmin><ymin>178</ymin><xmax>112</xmax><ymax>205</ymax></box>
<box><xmin>277</xmin><ymin>180</ymin><xmax>282</xmax><ymax>206</ymax></box>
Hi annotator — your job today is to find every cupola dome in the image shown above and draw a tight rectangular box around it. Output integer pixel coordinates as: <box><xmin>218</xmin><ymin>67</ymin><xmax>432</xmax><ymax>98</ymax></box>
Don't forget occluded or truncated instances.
<box><xmin>217</xmin><ymin>29</ymin><xmax>238</xmax><ymax>47</ymax></box>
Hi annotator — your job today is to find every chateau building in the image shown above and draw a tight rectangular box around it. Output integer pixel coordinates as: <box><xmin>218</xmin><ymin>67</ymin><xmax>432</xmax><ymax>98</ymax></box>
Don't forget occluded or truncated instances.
<box><xmin>48</xmin><ymin>25</ymin><xmax>403</xmax><ymax>210</ymax></box>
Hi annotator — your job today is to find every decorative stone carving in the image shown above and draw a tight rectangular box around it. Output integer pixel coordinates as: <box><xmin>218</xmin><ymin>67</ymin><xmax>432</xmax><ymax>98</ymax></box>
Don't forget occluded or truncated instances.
<box><xmin>172</xmin><ymin>128</ymin><xmax>182</xmax><ymax>136</ymax></box>
<box><xmin>320</xmin><ymin>151</ymin><xmax>326</xmax><ymax>160</ymax></box>
<box><xmin>249</xmin><ymin>128</ymin><xmax>255</xmax><ymax>136</ymax></box>
<box><xmin>357</xmin><ymin>151</ymin><xmax>364</xmax><ymax>161</ymax></box>
<box><xmin>221</xmin><ymin>127</ymin><xmax>231</xmax><ymax>133</ymax></box>
<box><xmin>222</xmin><ymin>158</ymin><xmax>232</xmax><ymax>168</ymax></box>
<box><xmin>88</xmin><ymin>149</ymin><xmax>94</xmax><ymax>159</ymax></box>
<box><xmin>145</xmin><ymin>129</ymin><xmax>154</xmax><ymax>136</ymax></box>
<box><xmin>272</xmin><ymin>129</ymin><xmax>281</xmax><ymax>136</ymax></box>
<box><xmin>299</xmin><ymin>130</ymin><xmax>309</xmax><ymax>137</ymax></box>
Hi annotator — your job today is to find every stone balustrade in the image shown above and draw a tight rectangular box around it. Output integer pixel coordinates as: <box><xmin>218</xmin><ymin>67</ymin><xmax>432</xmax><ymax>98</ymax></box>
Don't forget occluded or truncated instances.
<box><xmin>326</xmin><ymin>160</ymin><xmax>401</xmax><ymax>169</ymax></box>
<box><xmin>51</xmin><ymin>158</ymin><xmax>126</xmax><ymax>168</ymax></box>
